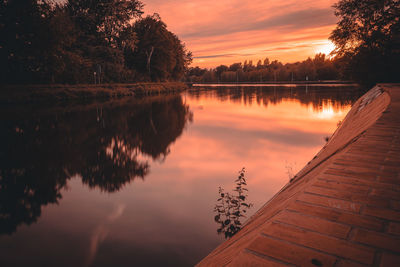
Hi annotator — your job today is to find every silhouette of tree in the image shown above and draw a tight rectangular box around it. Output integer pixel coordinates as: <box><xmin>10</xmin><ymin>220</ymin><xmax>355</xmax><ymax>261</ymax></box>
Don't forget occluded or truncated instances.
<box><xmin>64</xmin><ymin>0</ymin><xmax>144</xmax><ymax>83</ymax></box>
<box><xmin>215</xmin><ymin>65</ymin><xmax>229</xmax><ymax>81</ymax></box>
<box><xmin>330</xmin><ymin>0</ymin><xmax>400</xmax><ymax>85</ymax></box>
<box><xmin>66</xmin><ymin>0</ymin><xmax>143</xmax><ymax>46</ymax></box>
<box><xmin>228</xmin><ymin>63</ymin><xmax>242</xmax><ymax>72</ymax></box>
<box><xmin>256</xmin><ymin>60</ymin><xmax>263</xmax><ymax>69</ymax></box>
<box><xmin>0</xmin><ymin>0</ymin><xmax>53</xmax><ymax>83</ymax></box>
<box><xmin>127</xmin><ymin>14</ymin><xmax>192</xmax><ymax>81</ymax></box>
<box><xmin>0</xmin><ymin>1</ymin><xmax>191</xmax><ymax>84</ymax></box>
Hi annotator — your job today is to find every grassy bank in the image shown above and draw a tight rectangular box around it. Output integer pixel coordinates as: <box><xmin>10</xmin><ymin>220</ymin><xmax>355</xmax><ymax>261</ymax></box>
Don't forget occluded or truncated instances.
<box><xmin>0</xmin><ymin>82</ymin><xmax>188</xmax><ymax>104</ymax></box>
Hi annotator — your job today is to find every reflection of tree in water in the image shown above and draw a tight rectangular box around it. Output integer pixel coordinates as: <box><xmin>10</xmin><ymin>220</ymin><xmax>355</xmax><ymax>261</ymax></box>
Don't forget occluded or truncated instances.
<box><xmin>0</xmin><ymin>95</ymin><xmax>192</xmax><ymax>235</ymax></box>
<box><xmin>188</xmin><ymin>86</ymin><xmax>364</xmax><ymax>113</ymax></box>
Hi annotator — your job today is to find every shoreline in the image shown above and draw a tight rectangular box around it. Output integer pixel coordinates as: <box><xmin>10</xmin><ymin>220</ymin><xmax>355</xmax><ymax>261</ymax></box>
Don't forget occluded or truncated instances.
<box><xmin>0</xmin><ymin>82</ymin><xmax>188</xmax><ymax>104</ymax></box>
<box><xmin>188</xmin><ymin>80</ymin><xmax>358</xmax><ymax>86</ymax></box>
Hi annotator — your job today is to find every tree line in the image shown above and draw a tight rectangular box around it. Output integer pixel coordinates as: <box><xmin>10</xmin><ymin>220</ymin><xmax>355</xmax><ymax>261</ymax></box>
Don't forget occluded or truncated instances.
<box><xmin>0</xmin><ymin>0</ymin><xmax>192</xmax><ymax>84</ymax></box>
<box><xmin>186</xmin><ymin>54</ymin><xmax>344</xmax><ymax>83</ymax></box>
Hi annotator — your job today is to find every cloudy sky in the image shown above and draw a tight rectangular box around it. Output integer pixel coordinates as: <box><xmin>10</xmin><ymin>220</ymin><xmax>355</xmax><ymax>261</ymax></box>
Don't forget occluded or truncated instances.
<box><xmin>143</xmin><ymin>0</ymin><xmax>338</xmax><ymax>67</ymax></box>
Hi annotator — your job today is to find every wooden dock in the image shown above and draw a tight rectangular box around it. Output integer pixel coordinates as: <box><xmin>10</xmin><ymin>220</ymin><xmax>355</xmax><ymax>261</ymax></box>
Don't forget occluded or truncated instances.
<box><xmin>197</xmin><ymin>84</ymin><xmax>400</xmax><ymax>266</ymax></box>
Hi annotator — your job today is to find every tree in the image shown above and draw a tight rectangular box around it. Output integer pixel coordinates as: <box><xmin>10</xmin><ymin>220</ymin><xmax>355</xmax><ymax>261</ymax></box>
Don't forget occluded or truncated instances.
<box><xmin>127</xmin><ymin>14</ymin><xmax>192</xmax><ymax>81</ymax></box>
<box><xmin>66</xmin><ymin>0</ymin><xmax>143</xmax><ymax>46</ymax></box>
<box><xmin>263</xmin><ymin>57</ymin><xmax>270</xmax><ymax>67</ymax></box>
<box><xmin>256</xmin><ymin>60</ymin><xmax>263</xmax><ymax>69</ymax></box>
<box><xmin>228</xmin><ymin>62</ymin><xmax>242</xmax><ymax>72</ymax></box>
<box><xmin>330</xmin><ymin>0</ymin><xmax>400</xmax><ymax>85</ymax></box>
<box><xmin>215</xmin><ymin>65</ymin><xmax>228</xmax><ymax>81</ymax></box>
<box><xmin>65</xmin><ymin>0</ymin><xmax>144</xmax><ymax>83</ymax></box>
<box><xmin>0</xmin><ymin>0</ymin><xmax>53</xmax><ymax>83</ymax></box>
<box><xmin>0</xmin><ymin>0</ymin><xmax>191</xmax><ymax>84</ymax></box>
<box><xmin>295</xmin><ymin>57</ymin><xmax>314</xmax><ymax>81</ymax></box>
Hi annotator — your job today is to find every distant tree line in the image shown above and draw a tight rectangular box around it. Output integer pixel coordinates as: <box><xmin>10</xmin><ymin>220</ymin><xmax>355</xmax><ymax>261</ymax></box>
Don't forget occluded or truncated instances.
<box><xmin>0</xmin><ymin>0</ymin><xmax>192</xmax><ymax>84</ymax></box>
<box><xmin>186</xmin><ymin>54</ymin><xmax>343</xmax><ymax>83</ymax></box>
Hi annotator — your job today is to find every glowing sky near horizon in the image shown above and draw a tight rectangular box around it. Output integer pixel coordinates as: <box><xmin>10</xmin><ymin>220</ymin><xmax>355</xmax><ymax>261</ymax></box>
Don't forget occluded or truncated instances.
<box><xmin>143</xmin><ymin>0</ymin><xmax>338</xmax><ymax>67</ymax></box>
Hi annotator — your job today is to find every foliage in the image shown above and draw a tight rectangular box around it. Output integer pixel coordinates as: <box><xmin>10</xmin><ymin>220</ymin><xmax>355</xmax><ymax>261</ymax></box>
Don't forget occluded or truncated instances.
<box><xmin>214</xmin><ymin>168</ymin><xmax>253</xmax><ymax>239</ymax></box>
<box><xmin>0</xmin><ymin>0</ymin><xmax>191</xmax><ymax>84</ymax></box>
<box><xmin>127</xmin><ymin>14</ymin><xmax>192</xmax><ymax>81</ymax></box>
<box><xmin>186</xmin><ymin>54</ymin><xmax>341</xmax><ymax>83</ymax></box>
<box><xmin>66</xmin><ymin>0</ymin><xmax>144</xmax><ymax>46</ymax></box>
<box><xmin>0</xmin><ymin>0</ymin><xmax>52</xmax><ymax>83</ymax></box>
<box><xmin>329</xmin><ymin>0</ymin><xmax>400</xmax><ymax>85</ymax></box>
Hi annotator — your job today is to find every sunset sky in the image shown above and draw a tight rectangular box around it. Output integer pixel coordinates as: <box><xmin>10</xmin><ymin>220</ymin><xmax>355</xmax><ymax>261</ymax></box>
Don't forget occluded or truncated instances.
<box><xmin>143</xmin><ymin>0</ymin><xmax>338</xmax><ymax>68</ymax></box>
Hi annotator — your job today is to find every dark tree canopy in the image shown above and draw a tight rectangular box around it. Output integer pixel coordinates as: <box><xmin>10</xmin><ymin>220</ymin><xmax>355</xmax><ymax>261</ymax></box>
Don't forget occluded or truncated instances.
<box><xmin>66</xmin><ymin>0</ymin><xmax>143</xmax><ymax>46</ymax></box>
<box><xmin>0</xmin><ymin>0</ymin><xmax>191</xmax><ymax>84</ymax></box>
<box><xmin>0</xmin><ymin>0</ymin><xmax>52</xmax><ymax>83</ymax></box>
<box><xmin>127</xmin><ymin>14</ymin><xmax>192</xmax><ymax>81</ymax></box>
<box><xmin>329</xmin><ymin>0</ymin><xmax>400</xmax><ymax>85</ymax></box>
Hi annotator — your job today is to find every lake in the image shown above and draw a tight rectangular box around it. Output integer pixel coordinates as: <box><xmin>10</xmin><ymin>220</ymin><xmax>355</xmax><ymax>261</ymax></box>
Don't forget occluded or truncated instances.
<box><xmin>0</xmin><ymin>85</ymin><xmax>363</xmax><ymax>266</ymax></box>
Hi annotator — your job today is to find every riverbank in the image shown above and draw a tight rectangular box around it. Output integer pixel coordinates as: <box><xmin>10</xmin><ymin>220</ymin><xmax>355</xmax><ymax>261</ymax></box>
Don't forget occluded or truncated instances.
<box><xmin>0</xmin><ymin>82</ymin><xmax>188</xmax><ymax>104</ymax></box>
<box><xmin>198</xmin><ymin>84</ymin><xmax>400</xmax><ymax>266</ymax></box>
<box><xmin>188</xmin><ymin>80</ymin><xmax>358</xmax><ymax>87</ymax></box>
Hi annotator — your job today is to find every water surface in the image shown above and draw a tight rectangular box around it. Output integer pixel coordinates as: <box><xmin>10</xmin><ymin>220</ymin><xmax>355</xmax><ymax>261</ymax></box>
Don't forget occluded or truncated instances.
<box><xmin>0</xmin><ymin>85</ymin><xmax>363</xmax><ymax>266</ymax></box>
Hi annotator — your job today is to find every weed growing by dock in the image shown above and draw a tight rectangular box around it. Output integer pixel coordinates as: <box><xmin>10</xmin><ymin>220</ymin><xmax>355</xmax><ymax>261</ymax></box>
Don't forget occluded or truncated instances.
<box><xmin>214</xmin><ymin>168</ymin><xmax>253</xmax><ymax>239</ymax></box>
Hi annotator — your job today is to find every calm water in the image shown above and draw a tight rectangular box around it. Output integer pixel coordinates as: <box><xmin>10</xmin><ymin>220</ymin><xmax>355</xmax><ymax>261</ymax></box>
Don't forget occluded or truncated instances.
<box><xmin>0</xmin><ymin>86</ymin><xmax>363</xmax><ymax>266</ymax></box>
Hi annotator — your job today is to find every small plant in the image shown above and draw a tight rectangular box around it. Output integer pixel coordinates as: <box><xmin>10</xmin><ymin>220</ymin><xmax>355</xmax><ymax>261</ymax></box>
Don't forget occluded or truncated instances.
<box><xmin>214</xmin><ymin>167</ymin><xmax>253</xmax><ymax>239</ymax></box>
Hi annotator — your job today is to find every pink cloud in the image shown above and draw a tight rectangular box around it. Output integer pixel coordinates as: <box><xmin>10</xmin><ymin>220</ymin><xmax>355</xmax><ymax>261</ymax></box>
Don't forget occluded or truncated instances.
<box><xmin>144</xmin><ymin>0</ymin><xmax>339</xmax><ymax>67</ymax></box>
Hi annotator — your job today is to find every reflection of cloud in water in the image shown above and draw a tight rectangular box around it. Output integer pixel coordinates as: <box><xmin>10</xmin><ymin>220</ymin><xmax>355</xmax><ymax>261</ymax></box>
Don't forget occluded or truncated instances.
<box><xmin>107</xmin><ymin>204</ymin><xmax>126</xmax><ymax>221</ymax></box>
<box><xmin>193</xmin><ymin>124</ymin><xmax>323</xmax><ymax>148</ymax></box>
<box><xmin>85</xmin><ymin>203</ymin><xmax>126</xmax><ymax>267</ymax></box>
<box><xmin>187</xmin><ymin>86</ymin><xmax>360</xmax><ymax>114</ymax></box>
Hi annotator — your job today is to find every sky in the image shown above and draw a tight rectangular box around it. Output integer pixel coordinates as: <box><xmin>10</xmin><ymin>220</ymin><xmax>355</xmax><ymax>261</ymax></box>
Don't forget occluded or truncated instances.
<box><xmin>143</xmin><ymin>0</ymin><xmax>339</xmax><ymax>68</ymax></box>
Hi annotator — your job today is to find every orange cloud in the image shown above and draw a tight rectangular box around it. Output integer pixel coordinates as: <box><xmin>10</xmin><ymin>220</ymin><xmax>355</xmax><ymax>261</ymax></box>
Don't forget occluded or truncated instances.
<box><xmin>144</xmin><ymin>0</ymin><xmax>339</xmax><ymax>67</ymax></box>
